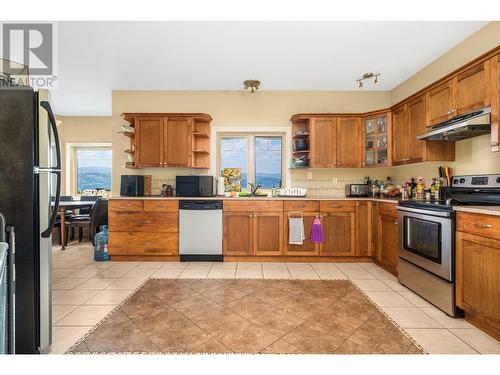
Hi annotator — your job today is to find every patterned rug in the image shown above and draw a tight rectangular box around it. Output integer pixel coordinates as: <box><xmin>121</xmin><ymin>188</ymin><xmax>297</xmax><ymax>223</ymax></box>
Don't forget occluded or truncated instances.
<box><xmin>67</xmin><ymin>279</ymin><xmax>424</xmax><ymax>354</ymax></box>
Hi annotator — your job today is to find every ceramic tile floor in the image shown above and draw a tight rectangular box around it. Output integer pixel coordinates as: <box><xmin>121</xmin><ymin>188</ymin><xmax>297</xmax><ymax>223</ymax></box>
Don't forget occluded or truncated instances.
<box><xmin>49</xmin><ymin>242</ymin><xmax>500</xmax><ymax>354</ymax></box>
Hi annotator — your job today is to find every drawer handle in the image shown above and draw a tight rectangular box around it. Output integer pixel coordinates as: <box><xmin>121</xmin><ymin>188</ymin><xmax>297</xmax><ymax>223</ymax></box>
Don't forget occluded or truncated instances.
<box><xmin>394</xmin><ymin>221</ymin><xmax>398</xmax><ymax>225</ymax></box>
<box><xmin>136</xmin><ymin>220</ymin><xmax>151</xmax><ymax>224</ymax></box>
<box><xmin>474</xmin><ymin>223</ymin><xmax>492</xmax><ymax>229</ymax></box>
<box><xmin>143</xmin><ymin>242</ymin><xmax>151</xmax><ymax>245</ymax></box>
<box><xmin>329</xmin><ymin>205</ymin><xmax>341</xmax><ymax>208</ymax></box>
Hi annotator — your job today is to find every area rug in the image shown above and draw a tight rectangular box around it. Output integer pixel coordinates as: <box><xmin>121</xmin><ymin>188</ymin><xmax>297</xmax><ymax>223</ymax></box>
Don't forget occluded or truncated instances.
<box><xmin>67</xmin><ymin>279</ymin><xmax>425</xmax><ymax>354</ymax></box>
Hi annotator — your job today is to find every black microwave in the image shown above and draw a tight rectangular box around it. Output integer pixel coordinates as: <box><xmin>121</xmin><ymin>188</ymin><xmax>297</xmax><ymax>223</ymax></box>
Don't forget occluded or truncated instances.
<box><xmin>120</xmin><ymin>175</ymin><xmax>144</xmax><ymax>196</ymax></box>
<box><xmin>176</xmin><ymin>176</ymin><xmax>214</xmax><ymax>197</ymax></box>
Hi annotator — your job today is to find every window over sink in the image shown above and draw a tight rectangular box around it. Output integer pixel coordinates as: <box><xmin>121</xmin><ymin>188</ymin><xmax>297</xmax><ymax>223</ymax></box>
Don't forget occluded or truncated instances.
<box><xmin>218</xmin><ymin>133</ymin><xmax>284</xmax><ymax>190</ymax></box>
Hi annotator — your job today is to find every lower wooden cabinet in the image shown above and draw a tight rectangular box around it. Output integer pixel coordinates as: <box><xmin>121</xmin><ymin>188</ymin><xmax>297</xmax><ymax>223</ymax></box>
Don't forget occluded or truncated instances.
<box><xmin>223</xmin><ymin>211</ymin><xmax>283</xmax><ymax>256</ymax></box>
<box><xmin>373</xmin><ymin>203</ymin><xmax>399</xmax><ymax>275</ymax></box>
<box><xmin>283</xmin><ymin>212</ymin><xmax>319</xmax><ymax>256</ymax></box>
<box><xmin>456</xmin><ymin>212</ymin><xmax>500</xmax><ymax>340</ymax></box>
<box><xmin>320</xmin><ymin>212</ymin><xmax>356</xmax><ymax>256</ymax></box>
<box><xmin>355</xmin><ymin>201</ymin><xmax>372</xmax><ymax>256</ymax></box>
<box><xmin>108</xmin><ymin>199</ymin><xmax>179</xmax><ymax>258</ymax></box>
<box><xmin>223</xmin><ymin>211</ymin><xmax>254</xmax><ymax>256</ymax></box>
<box><xmin>253</xmin><ymin>212</ymin><xmax>283</xmax><ymax>256</ymax></box>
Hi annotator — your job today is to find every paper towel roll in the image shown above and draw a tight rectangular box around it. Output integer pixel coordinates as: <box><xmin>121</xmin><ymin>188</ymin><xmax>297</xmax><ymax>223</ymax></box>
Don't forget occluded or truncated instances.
<box><xmin>216</xmin><ymin>177</ymin><xmax>225</xmax><ymax>196</ymax></box>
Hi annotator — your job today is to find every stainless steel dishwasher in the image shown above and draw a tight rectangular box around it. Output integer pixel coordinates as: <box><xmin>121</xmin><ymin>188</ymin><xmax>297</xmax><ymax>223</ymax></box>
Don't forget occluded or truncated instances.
<box><xmin>179</xmin><ymin>200</ymin><xmax>223</xmax><ymax>262</ymax></box>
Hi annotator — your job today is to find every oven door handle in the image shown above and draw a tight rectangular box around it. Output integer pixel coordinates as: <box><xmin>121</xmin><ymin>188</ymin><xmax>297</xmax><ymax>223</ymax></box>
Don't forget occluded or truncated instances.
<box><xmin>397</xmin><ymin>205</ymin><xmax>452</xmax><ymax>218</ymax></box>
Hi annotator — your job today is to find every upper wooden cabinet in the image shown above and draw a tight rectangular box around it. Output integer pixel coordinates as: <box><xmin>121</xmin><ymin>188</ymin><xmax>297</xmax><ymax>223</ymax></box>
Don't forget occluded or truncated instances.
<box><xmin>426</xmin><ymin>80</ymin><xmax>455</xmax><ymax>126</ymax></box>
<box><xmin>163</xmin><ymin>117</ymin><xmax>192</xmax><ymax>167</ymax></box>
<box><xmin>337</xmin><ymin>117</ymin><xmax>361</xmax><ymax>168</ymax></box>
<box><xmin>307</xmin><ymin>115</ymin><xmax>361</xmax><ymax>168</ymax></box>
<box><xmin>135</xmin><ymin>117</ymin><xmax>163</xmax><ymax>167</ymax></box>
<box><xmin>122</xmin><ymin>113</ymin><xmax>212</xmax><ymax>169</ymax></box>
<box><xmin>490</xmin><ymin>54</ymin><xmax>500</xmax><ymax>152</ymax></box>
<box><xmin>361</xmin><ymin>112</ymin><xmax>390</xmax><ymax>167</ymax></box>
<box><xmin>392</xmin><ymin>96</ymin><xmax>454</xmax><ymax>166</ymax></box>
<box><xmin>310</xmin><ymin>117</ymin><xmax>337</xmax><ymax>168</ymax></box>
<box><xmin>426</xmin><ymin>61</ymin><xmax>492</xmax><ymax>127</ymax></box>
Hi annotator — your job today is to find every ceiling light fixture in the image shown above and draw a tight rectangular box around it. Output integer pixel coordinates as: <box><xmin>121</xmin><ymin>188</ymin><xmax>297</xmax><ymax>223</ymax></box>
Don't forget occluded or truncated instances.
<box><xmin>243</xmin><ymin>79</ymin><xmax>260</xmax><ymax>95</ymax></box>
<box><xmin>356</xmin><ymin>72</ymin><xmax>380</xmax><ymax>88</ymax></box>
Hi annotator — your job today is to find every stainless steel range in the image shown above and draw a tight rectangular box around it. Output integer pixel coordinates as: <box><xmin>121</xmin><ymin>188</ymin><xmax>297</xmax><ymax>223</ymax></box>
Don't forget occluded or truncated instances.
<box><xmin>397</xmin><ymin>174</ymin><xmax>500</xmax><ymax>317</ymax></box>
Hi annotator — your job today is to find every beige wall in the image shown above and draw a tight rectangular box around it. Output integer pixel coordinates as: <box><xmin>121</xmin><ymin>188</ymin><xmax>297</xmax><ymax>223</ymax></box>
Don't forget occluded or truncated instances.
<box><xmin>57</xmin><ymin>115</ymin><xmax>113</xmax><ymax>194</ymax></box>
<box><xmin>56</xmin><ymin>22</ymin><xmax>500</xmax><ymax>196</ymax></box>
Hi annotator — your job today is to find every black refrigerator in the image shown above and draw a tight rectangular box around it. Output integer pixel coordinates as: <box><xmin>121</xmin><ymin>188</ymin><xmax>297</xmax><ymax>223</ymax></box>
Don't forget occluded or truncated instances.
<box><xmin>0</xmin><ymin>87</ymin><xmax>61</xmax><ymax>353</ymax></box>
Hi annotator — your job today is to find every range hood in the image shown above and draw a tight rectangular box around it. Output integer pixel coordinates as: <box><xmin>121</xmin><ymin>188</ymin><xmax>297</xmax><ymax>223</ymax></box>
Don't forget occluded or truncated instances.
<box><xmin>417</xmin><ymin>107</ymin><xmax>491</xmax><ymax>141</ymax></box>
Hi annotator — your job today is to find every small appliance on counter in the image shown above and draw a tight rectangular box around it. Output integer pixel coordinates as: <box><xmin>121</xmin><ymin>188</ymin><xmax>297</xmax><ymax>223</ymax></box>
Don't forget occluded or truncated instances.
<box><xmin>120</xmin><ymin>175</ymin><xmax>144</xmax><ymax>196</ymax></box>
<box><xmin>216</xmin><ymin>177</ymin><xmax>226</xmax><ymax>196</ymax></box>
<box><xmin>397</xmin><ymin>173</ymin><xmax>500</xmax><ymax>317</ymax></box>
<box><xmin>176</xmin><ymin>175</ymin><xmax>214</xmax><ymax>197</ymax></box>
<box><xmin>345</xmin><ymin>184</ymin><xmax>371</xmax><ymax>197</ymax></box>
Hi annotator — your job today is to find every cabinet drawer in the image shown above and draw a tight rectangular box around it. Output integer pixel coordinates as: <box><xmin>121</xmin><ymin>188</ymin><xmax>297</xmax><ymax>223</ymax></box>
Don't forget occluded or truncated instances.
<box><xmin>109</xmin><ymin>200</ymin><xmax>144</xmax><ymax>212</ymax></box>
<box><xmin>378</xmin><ymin>203</ymin><xmax>398</xmax><ymax>217</ymax></box>
<box><xmin>284</xmin><ymin>201</ymin><xmax>319</xmax><ymax>212</ymax></box>
<box><xmin>319</xmin><ymin>200</ymin><xmax>355</xmax><ymax>212</ymax></box>
<box><xmin>108</xmin><ymin>211</ymin><xmax>178</xmax><ymax>232</ymax></box>
<box><xmin>223</xmin><ymin>200</ymin><xmax>283</xmax><ymax>212</ymax></box>
<box><xmin>144</xmin><ymin>200</ymin><xmax>178</xmax><ymax>212</ymax></box>
<box><xmin>457</xmin><ymin>212</ymin><xmax>500</xmax><ymax>240</ymax></box>
<box><xmin>109</xmin><ymin>232</ymin><xmax>178</xmax><ymax>255</ymax></box>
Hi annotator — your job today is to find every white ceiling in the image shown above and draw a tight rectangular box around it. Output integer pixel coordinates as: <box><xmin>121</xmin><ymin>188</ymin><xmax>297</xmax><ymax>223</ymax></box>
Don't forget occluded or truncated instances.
<box><xmin>51</xmin><ymin>21</ymin><xmax>488</xmax><ymax>116</ymax></box>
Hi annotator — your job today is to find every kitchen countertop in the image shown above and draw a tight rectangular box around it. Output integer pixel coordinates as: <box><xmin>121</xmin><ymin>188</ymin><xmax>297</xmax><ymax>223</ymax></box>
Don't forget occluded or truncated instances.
<box><xmin>109</xmin><ymin>195</ymin><xmax>400</xmax><ymax>203</ymax></box>
<box><xmin>453</xmin><ymin>205</ymin><xmax>500</xmax><ymax>217</ymax></box>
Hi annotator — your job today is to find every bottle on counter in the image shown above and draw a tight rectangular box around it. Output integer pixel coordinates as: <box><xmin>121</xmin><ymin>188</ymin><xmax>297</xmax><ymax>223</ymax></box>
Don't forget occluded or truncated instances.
<box><xmin>416</xmin><ymin>177</ymin><xmax>425</xmax><ymax>200</ymax></box>
<box><xmin>271</xmin><ymin>185</ymin><xmax>277</xmax><ymax>197</ymax></box>
<box><xmin>424</xmin><ymin>188</ymin><xmax>431</xmax><ymax>201</ymax></box>
<box><xmin>371</xmin><ymin>180</ymin><xmax>379</xmax><ymax>197</ymax></box>
<box><xmin>410</xmin><ymin>178</ymin><xmax>416</xmax><ymax>200</ymax></box>
<box><xmin>435</xmin><ymin>178</ymin><xmax>442</xmax><ymax>201</ymax></box>
<box><xmin>430</xmin><ymin>178</ymin><xmax>436</xmax><ymax>200</ymax></box>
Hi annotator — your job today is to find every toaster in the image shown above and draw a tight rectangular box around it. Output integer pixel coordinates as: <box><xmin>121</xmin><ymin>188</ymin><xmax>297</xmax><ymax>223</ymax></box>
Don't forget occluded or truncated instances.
<box><xmin>345</xmin><ymin>184</ymin><xmax>370</xmax><ymax>197</ymax></box>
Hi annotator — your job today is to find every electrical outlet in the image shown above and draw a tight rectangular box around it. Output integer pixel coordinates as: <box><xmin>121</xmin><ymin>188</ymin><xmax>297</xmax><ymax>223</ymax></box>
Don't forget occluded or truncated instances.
<box><xmin>331</xmin><ymin>178</ymin><xmax>338</xmax><ymax>185</ymax></box>
<box><xmin>307</xmin><ymin>171</ymin><xmax>313</xmax><ymax>180</ymax></box>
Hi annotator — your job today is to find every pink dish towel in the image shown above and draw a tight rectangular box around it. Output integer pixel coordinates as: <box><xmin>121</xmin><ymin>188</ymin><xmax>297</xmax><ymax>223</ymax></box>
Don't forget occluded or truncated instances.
<box><xmin>310</xmin><ymin>216</ymin><xmax>325</xmax><ymax>243</ymax></box>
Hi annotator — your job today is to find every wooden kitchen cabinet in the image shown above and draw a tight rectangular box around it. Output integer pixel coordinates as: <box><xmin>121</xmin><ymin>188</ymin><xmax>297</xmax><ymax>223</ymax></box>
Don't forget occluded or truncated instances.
<box><xmin>108</xmin><ymin>199</ymin><xmax>179</xmax><ymax>259</ymax></box>
<box><xmin>426</xmin><ymin>80</ymin><xmax>455</xmax><ymax>126</ymax></box>
<box><xmin>455</xmin><ymin>62</ymin><xmax>490</xmax><ymax>115</ymax></box>
<box><xmin>361</xmin><ymin>111</ymin><xmax>390</xmax><ymax>167</ymax></box>
<box><xmin>223</xmin><ymin>201</ymin><xmax>284</xmax><ymax>257</ymax></box>
<box><xmin>320</xmin><ymin>211</ymin><xmax>356</xmax><ymax>256</ymax></box>
<box><xmin>135</xmin><ymin>117</ymin><xmax>163</xmax><ymax>167</ymax></box>
<box><xmin>122</xmin><ymin>113</ymin><xmax>212</xmax><ymax>169</ymax></box>
<box><xmin>355</xmin><ymin>200</ymin><xmax>372</xmax><ymax>256</ymax></box>
<box><xmin>223</xmin><ymin>211</ymin><xmax>254</xmax><ymax>256</ymax></box>
<box><xmin>391</xmin><ymin>105</ymin><xmax>407</xmax><ymax>165</ymax></box>
<box><xmin>310</xmin><ymin>117</ymin><xmax>337</xmax><ymax>168</ymax></box>
<box><xmin>490</xmin><ymin>54</ymin><xmax>500</xmax><ymax>152</ymax></box>
<box><xmin>337</xmin><ymin>117</ymin><xmax>361</xmax><ymax>168</ymax></box>
<box><xmin>163</xmin><ymin>117</ymin><xmax>192</xmax><ymax>167</ymax></box>
<box><xmin>373</xmin><ymin>203</ymin><xmax>399</xmax><ymax>275</ymax></box>
<box><xmin>456</xmin><ymin>212</ymin><xmax>500</xmax><ymax>340</ymax></box>
<box><xmin>392</xmin><ymin>96</ymin><xmax>454</xmax><ymax>166</ymax></box>
<box><xmin>253</xmin><ymin>212</ymin><xmax>284</xmax><ymax>256</ymax></box>
<box><xmin>283</xmin><ymin>201</ymin><xmax>320</xmax><ymax>256</ymax></box>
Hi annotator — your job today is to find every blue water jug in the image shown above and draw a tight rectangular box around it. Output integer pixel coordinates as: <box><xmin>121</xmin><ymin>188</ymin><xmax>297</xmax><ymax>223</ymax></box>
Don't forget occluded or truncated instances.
<box><xmin>94</xmin><ymin>225</ymin><xmax>110</xmax><ymax>261</ymax></box>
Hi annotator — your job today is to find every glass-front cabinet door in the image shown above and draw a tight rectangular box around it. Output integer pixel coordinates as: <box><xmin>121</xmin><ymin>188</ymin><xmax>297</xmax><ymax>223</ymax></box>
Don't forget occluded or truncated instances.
<box><xmin>362</xmin><ymin>112</ymin><xmax>390</xmax><ymax>167</ymax></box>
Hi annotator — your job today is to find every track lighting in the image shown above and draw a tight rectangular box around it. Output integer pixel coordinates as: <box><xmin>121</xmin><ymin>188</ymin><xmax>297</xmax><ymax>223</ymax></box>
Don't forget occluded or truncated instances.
<box><xmin>356</xmin><ymin>72</ymin><xmax>381</xmax><ymax>88</ymax></box>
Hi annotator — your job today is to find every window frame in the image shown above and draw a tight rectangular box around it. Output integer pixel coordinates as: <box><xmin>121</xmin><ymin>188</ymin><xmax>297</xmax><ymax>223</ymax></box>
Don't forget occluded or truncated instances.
<box><xmin>66</xmin><ymin>143</ymin><xmax>112</xmax><ymax>196</ymax></box>
<box><xmin>216</xmin><ymin>132</ymin><xmax>286</xmax><ymax>191</ymax></box>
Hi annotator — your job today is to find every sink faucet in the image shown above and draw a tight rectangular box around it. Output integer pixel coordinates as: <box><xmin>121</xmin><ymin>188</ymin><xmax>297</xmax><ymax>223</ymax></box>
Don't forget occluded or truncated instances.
<box><xmin>249</xmin><ymin>183</ymin><xmax>262</xmax><ymax>196</ymax></box>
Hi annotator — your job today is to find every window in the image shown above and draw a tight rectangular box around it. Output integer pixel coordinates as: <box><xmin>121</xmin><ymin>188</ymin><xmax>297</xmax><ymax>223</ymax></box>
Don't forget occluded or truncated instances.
<box><xmin>219</xmin><ymin>134</ymin><xmax>283</xmax><ymax>190</ymax></box>
<box><xmin>75</xmin><ymin>148</ymin><xmax>112</xmax><ymax>193</ymax></box>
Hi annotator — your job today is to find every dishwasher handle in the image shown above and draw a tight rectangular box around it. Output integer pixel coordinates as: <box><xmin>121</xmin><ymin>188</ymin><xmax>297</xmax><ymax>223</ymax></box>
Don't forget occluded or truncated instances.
<box><xmin>179</xmin><ymin>200</ymin><xmax>223</xmax><ymax>210</ymax></box>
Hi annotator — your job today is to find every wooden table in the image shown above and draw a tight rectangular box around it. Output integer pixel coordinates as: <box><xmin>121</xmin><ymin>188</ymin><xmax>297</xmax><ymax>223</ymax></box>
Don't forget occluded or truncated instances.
<box><xmin>52</xmin><ymin>201</ymin><xmax>94</xmax><ymax>250</ymax></box>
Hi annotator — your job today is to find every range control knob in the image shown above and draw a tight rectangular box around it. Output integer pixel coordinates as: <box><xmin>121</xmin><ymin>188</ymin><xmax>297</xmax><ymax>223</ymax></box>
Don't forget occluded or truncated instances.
<box><xmin>453</xmin><ymin>178</ymin><xmax>459</xmax><ymax>184</ymax></box>
<box><xmin>459</xmin><ymin>178</ymin><xmax>466</xmax><ymax>183</ymax></box>
<box><xmin>497</xmin><ymin>177</ymin><xmax>500</xmax><ymax>183</ymax></box>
